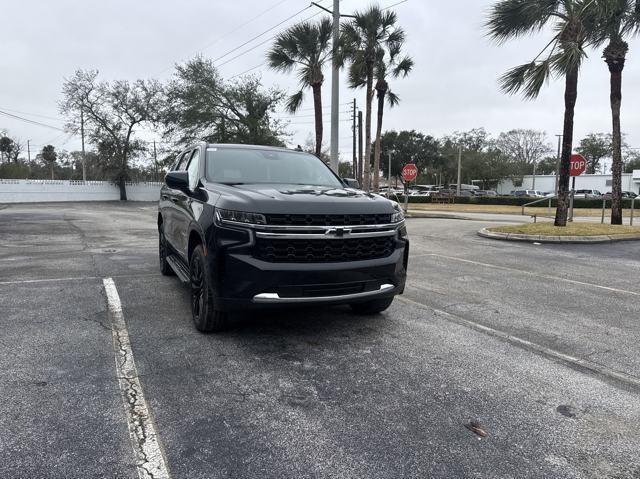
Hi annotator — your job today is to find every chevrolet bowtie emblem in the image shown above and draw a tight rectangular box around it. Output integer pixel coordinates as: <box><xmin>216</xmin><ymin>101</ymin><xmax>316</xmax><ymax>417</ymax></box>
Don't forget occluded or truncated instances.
<box><xmin>325</xmin><ymin>227</ymin><xmax>352</xmax><ymax>237</ymax></box>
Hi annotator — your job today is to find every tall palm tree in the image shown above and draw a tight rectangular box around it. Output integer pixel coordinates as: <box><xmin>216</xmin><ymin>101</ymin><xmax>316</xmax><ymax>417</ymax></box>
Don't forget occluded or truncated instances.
<box><xmin>267</xmin><ymin>18</ymin><xmax>332</xmax><ymax>157</ymax></box>
<box><xmin>339</xmin><ymin>6</ymin><xmax>406</xmax><ymax>192</ymax></box>
<box><xmin>487</xmin><ymin>0</ymin><xmax>600</xmax><ymax>226</ymax></box>
<box><xmin>372</xmin><ymin>47</ymin><xmax>413</xmax><ymax>192</ymax></box>
<box><xmin>593</xmin><ymin>0</ymin><xmax>640</xmax><ymax>224</ymax></box>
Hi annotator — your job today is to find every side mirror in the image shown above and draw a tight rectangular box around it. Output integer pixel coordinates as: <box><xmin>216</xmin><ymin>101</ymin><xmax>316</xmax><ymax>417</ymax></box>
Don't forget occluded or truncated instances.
<box><xmin>343</xmin><ymin>178</ymin><xmax>360</xmax><ymax>189</ymax></box>
<box><xmin>165</xmin><ymin>171</ymin><xmax>189</xmax><ymax>190</ymax></box>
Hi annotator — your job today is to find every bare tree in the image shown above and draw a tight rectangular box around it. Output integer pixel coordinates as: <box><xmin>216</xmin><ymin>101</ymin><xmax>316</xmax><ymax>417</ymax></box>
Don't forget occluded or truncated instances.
<box><xmin>495</xmin><ymin>129</ymin><xmax>551</xmax><ymax>174</ymax></box>
<box><xmin>60</xmin><ymin>70</ymin><xmax>163</xmax><ymax>200</ymax></box>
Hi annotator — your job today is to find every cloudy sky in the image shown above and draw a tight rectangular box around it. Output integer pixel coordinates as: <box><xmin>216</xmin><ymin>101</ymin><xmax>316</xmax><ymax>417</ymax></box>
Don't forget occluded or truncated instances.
<box><xmin>1</xmin><ymin>0</ymin><xmax>639</xmax><ymax>162</ymax></box>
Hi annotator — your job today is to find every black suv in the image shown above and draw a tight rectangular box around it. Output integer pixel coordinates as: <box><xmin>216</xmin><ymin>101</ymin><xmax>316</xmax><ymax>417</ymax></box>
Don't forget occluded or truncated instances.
<box><xmin>158</xmin><ymin>143</ymin><xmax>409</xmax><ymax>332</ymax></box>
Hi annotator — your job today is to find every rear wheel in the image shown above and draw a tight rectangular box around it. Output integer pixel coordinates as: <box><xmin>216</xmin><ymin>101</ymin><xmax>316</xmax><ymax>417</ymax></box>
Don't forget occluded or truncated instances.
<box><xmin>350</xmin><ymin>297</ymin><xmax>394</xmax><ymax>315</ymax></box>
<box><xmin>189</xmin><ymin>245</ymin><xmax>229</xmax><ymax>333</ymax></box>
<box><xmin>159</xmin><ymin>226</ymin><xmax>174</xmax><ymax>276</ymax></box>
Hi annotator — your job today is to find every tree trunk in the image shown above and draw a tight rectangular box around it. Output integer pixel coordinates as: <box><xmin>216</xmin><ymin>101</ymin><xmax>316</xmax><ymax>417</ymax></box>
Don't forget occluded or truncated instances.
<box><xmin>50</xmin><ymin>163</ymin><xmax>54</xmax><ymax>180</ymax></box>
<box><xmin>118</xmin><ymin>177</ymin><xmax>127</xmax><ymax>201</ymax></box>
<box><xmin>554</xmin><ymin>67</ymin><xmax>579</xmax><ymax>227</ymax></box>
<box><xmin>373</xmin><ymin>79</ymin><xmax>387</xmax><ymax>193</ymax></box>
<box><xmin>119</xmin><ymin>150</ymin><xmax>128</xmax><ymax>201</ymax></box>
<box><xmin>605</xmin><ymin>39</ymin><xmax>627</xmax><ymax>225</ymax></box>
<box><xmin>363</xmin><ymin>66</ymin><xmax>374</xmax><ymax>192</ymax></box>
<box><xmin>312</xmin><ymin>82</ymin><xmax>323</xmax><ymax>158</ymax></box>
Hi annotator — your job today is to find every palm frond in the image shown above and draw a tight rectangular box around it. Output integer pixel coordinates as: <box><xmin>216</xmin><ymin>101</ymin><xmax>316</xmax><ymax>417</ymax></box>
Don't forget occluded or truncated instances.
<box><xmin>285</xmin><ymin>90</ymin><xmax>305</xmax><ymax>113</ymax></box>
<box><xmin>486</xmin><ymin>0</ymin><xmax>561</xmax><ymax>42</ymax></box>
<box><xmin>499</xmin><ymin>61</ymin><xmax>552</xmax><ymax>99</ymax></box>
<box><xmin>387</xmin><ymin>90</ymin><xmax>400</xmax><ymax>107</ymax></box>
<box><xmin>549</xmin><ymin>43</ymin><xmax>586</xmax><ymax>74</ymax></box>
<box><xmin>392</xmin><ymin>56</ymin><xmax>414</xmax><ymax>78</ymax></box>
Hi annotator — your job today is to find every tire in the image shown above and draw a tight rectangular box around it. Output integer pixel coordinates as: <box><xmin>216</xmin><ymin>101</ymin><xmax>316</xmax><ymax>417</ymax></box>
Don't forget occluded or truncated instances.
<box><xmin>189</xmin><ymin>245</ymin><xmax>229</xmax><ymax>333</ymax></box>
<box><xmin>350</xmin><ymin>297</ymin><xmax>395</xmax><ymax>315</ymax></box>
<box><xmin>159</xmin><ymin>226</ymin><xmax>174</xmax><ymax>276</ymax></box>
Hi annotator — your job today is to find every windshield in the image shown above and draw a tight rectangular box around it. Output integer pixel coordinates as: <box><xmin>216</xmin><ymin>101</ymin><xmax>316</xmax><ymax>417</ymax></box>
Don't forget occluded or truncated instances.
<box><xmin>205</xmin><ymin>148</ymin><xmax>343</xmax><ymax>188</ymax></box>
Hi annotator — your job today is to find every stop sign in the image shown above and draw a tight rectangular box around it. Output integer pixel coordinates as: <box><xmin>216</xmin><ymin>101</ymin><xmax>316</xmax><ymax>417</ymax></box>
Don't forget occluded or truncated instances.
<box><xmin>402</xmin><ymin>163</ymin><xmax>418</xmax><ymax>182</ymax></box>
<box><xmin>570</xmin><ymin>154</ymin><xmax>587</xmax><ymax>176</ymax></box>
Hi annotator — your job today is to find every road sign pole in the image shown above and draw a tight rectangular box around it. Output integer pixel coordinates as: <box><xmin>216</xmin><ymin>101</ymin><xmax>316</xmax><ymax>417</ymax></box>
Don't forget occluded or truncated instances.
<box><xmin>569</xmin><ymin>177</ymin><xmax>576</xmax><ymax>222</ymax></box>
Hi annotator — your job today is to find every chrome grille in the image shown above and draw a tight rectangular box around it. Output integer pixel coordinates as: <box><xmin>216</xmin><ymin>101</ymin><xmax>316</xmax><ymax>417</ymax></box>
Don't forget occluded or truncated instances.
<box><xmin>265</xmin><ymin>213</ymin><xmax>392</xmax><ymax>226</ymax></box>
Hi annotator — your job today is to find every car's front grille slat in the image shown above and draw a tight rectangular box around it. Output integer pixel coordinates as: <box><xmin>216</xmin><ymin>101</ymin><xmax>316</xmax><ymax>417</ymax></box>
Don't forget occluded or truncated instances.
<box><xmin>255</xmin><ymin>236</ymin><xmax>395</xmax><ymax>263</ymax></box>
<box><xmin>265</xmin><ymin>213</ymin><xmax>392</xmax><ymax>226</ymax></box>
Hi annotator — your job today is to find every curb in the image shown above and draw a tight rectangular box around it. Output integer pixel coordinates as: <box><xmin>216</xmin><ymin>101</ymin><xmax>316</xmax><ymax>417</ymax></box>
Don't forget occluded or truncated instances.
<box><xmin>477</xmin><ymin>228</ymin><xmax>640</xmax><ymax>244</ymax></box>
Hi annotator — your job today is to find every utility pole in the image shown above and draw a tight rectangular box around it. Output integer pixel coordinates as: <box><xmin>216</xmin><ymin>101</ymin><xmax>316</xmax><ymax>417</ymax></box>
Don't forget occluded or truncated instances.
<box><xmin>357</xmin><ymin>110</ymin><xmax>363</xmax><ymax>185</ymax></box>
<box><xmin>532</xmin><ymin>160</ymin><xmax>537</xmax><ymax>190</ymax></box>
<box><xmin>80</xmin><ymin>109</ymin><xmax>86</xmax><ymax>182</ymax></box>
<box><xmin>388</xmin><ymin>150</ymin><xmax>392</xmax><ymax>190</ymax></box>
<box><xmin>153</xmin><ymin>140</ymin><xmax>158</xmax><ymax>182</ymax></box>
<box><xmin>311</xmin><ymin>2</ymin><xmax>355</xmax><ymax>173</ymax></box>
<box><xmin>554</xmin><ymin>134</ymin><xmax>562</xmax><ymax>195</ymax></box>
<box><xmin>456</xmin><ymin>145</ymin><xmax>462</xmax><ymax>196</ymax></box>
<box><xmin>27</xmin><ymin>140</ymin><xmax>31</xmax><ymax>162</ymax></box>
<box><xmin>352</xmin><ymin>99</ymin><xmax>357</xmax><ymax>179</ymax></box>
<box><xmin>330</xmin><ymin>0</ymin><xmax>340</xmax><ymax>173</ymax></box>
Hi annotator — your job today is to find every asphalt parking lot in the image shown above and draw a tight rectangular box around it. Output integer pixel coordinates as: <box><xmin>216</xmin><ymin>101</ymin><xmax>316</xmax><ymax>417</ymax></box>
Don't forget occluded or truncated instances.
<box><xmin>1</xmin><ymin>202</ymin><xmax>640</xmax><ymax>479</ymax></box>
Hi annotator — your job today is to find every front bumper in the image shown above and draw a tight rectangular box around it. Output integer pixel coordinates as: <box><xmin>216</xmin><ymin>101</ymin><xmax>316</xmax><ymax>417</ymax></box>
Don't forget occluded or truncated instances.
<box><xmin>209</xmin><ymin>235</ymin><xmax>408</xmax><ymax>311</ymax></box>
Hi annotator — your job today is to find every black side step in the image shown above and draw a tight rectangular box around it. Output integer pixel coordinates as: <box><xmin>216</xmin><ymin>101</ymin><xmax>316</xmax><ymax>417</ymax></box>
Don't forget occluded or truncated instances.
<box><xmin>166</xmin><ymin>255</ymin><xmax>190</xmax><ymax>284</ymax></box>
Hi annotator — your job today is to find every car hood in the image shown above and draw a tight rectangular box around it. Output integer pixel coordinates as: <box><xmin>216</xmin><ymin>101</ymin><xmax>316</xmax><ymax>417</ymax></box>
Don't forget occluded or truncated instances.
<box><xmin>205</xmin><ymin>182</ymin><xmax>396</xmax><ymax>215</ymax></box>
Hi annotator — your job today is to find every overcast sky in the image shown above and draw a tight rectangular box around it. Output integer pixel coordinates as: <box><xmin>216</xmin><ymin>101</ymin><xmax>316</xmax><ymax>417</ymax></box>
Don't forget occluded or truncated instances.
<box><xmin>1</xmin><ymin>0</ymin><xmax>639</xmax><ymax>162</ymax></box>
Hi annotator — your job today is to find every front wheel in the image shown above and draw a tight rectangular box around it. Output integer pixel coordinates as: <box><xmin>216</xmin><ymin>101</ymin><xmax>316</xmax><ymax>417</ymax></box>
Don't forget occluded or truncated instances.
<box><xmin>350</xmin><ymin>297</ymin><xmax>395</xmax><ymax>315</ymax></box>
<box><xmin>159</xmin><ymin>227</ymin><xmax>174</xmax><ymax>276</ymax></box>
<box><xmin>189</xmin><ymin>245</ymin><xmax>229</xmax><ymax>333</ymax></box>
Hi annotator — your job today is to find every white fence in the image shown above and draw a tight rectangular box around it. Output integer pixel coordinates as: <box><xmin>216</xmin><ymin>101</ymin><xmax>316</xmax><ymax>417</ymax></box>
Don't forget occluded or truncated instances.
<box><xmin>497</xmin><ymin>172</ymin><xmax>640</xmax><ymax>195</ymax></box>
<box><xmin>0</xmin><ymin>179</ymin><xmax>162</xmax><ymax>203</ymax></box>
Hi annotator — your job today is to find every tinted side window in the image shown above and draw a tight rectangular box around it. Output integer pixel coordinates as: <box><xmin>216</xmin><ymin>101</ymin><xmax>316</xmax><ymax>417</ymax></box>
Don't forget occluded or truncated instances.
<box><xmin>176</xmin><ymin>151</ymin><xmax>191</xmax><ymax>171</ymax></box>
<box><xmin>186</xmin><ymin>149</ymin><xmax>200</xmax><ymax>189</ymax></box>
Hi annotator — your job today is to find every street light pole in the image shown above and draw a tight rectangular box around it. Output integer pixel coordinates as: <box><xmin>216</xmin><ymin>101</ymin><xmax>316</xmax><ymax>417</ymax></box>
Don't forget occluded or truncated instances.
<box><xmin>554</xmin><ymin>134</ymin><xmax>562</xmax><ymax>194</ymax></box>
<box><xmin>456</xmin><ymin>145</ymin><xmax>462</xmax><ymax>196</ymax></box>
<box><xmin>388</xmin><ymin>150</ymin><xmax>392</xmax><ymax>190</ymax></box>
<box><xmin>80</xmin><ymin>108</ymin><xmax>86</xmax><ymax>182</ymax></box>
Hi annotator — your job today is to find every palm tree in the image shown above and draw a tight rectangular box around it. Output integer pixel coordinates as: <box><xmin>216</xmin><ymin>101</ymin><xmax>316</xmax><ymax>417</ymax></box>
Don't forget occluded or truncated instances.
<box><xmin>372</xmin><ymin>48</ymin><xmax>413</xmax><ymax>192</ymax></box>
<box><xmin>486</xmin><ymin>0</ymin><xmax>600</xmax><ymax>226</ymax></box>
<box><xmin>339</xmin><ymin>6</ymin><xmax>406</xmax><ymax>192</ymax></box>
<box><xmin>40</xmin><ymin>145</ymin><xmax>57</xmax><ymax>180</ymax></box>
<box><xmin>267</xmin><ymin>18</ymin><xmax>332</xmax><ymax>157</ymax></box>
<box><xmin>593</xmin><ymin>0</ymin><xmax>639</xmax><ymax>224</ymax></box>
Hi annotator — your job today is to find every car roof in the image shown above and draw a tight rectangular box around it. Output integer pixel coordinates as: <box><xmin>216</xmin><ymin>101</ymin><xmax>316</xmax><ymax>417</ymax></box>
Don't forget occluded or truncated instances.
<box><xmin>204</xmin><ymin>143</ymin><xmax>294</xmax><ymax>152</ymax></box>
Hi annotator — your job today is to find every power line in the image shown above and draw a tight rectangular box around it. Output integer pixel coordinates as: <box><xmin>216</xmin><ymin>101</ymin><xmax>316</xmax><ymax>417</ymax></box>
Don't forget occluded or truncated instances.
<box><xmin>222</xmin><ymin>9</ymin><xmax>325</xmax><ymax>74</ymax></box>
<box><xmin>213</xmin><ymin>5</ymin><xmax>314</xmax><ymax>65</ymax></box>
<box><xmin>154</xmin><ymin>0</ymin><xmax>300</xmax><ymax>76</ymax></box>
<box><xmin>228</xmin><ymin>62</ymin><xmax>266</xmax><ymax>79</ymax></box>
<box><xmin>0</xmin><ymin>109</ymin><xmax>65</xmax><ymax>131</ymax></box>
<box><xmin>0</xmin><ymin>107</ymin><xmax>63</xmax><ymax>123</ymax></box>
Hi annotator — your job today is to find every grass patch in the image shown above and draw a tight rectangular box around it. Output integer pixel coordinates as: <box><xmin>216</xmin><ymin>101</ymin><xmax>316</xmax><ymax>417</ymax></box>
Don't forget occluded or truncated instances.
<box><xmin>489</xmin><ymin>223</ymin><xmax>640</xmax><ymax>237</ymax></box>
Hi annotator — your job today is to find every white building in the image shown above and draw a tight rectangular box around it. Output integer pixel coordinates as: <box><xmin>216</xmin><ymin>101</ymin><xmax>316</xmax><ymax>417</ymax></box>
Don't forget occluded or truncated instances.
<box><xmin>497</xmin><ymin>170</ymin><xmax>640</xmax><ymax>195</ymax></box>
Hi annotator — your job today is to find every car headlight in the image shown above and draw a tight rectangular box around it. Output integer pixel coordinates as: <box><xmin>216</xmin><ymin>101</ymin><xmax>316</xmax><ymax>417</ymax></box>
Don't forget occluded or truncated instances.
<box><xmin>390</xmin><ymin>202</ymin><xmax>405</xmax><ymax>223</ymax></box>
<box><xmin>216</xmin><ymin>209</ymin><xmax>266</xmax><ymax>225</ymax></box>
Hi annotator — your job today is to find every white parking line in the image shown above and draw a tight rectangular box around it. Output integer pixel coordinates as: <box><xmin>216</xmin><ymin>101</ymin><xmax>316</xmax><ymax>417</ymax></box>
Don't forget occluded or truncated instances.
<box><xmin>397</xmin><ymin>295</ymin><xmax>640</xmax><ymax>390</ymax></box>
<box><xmin>103</xmin><ymin>278</ymin><xmax>171</xmax><ymax>479</ymax></box>
<box><xmin>413</xmin><ymin>253</ymin><xmax>640</xmax><ymax>297</ymax></box>
<box><xmin>0</xmin><ymin>273</ymin><xmax>158</xmax><ymax>286</ymax></box>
